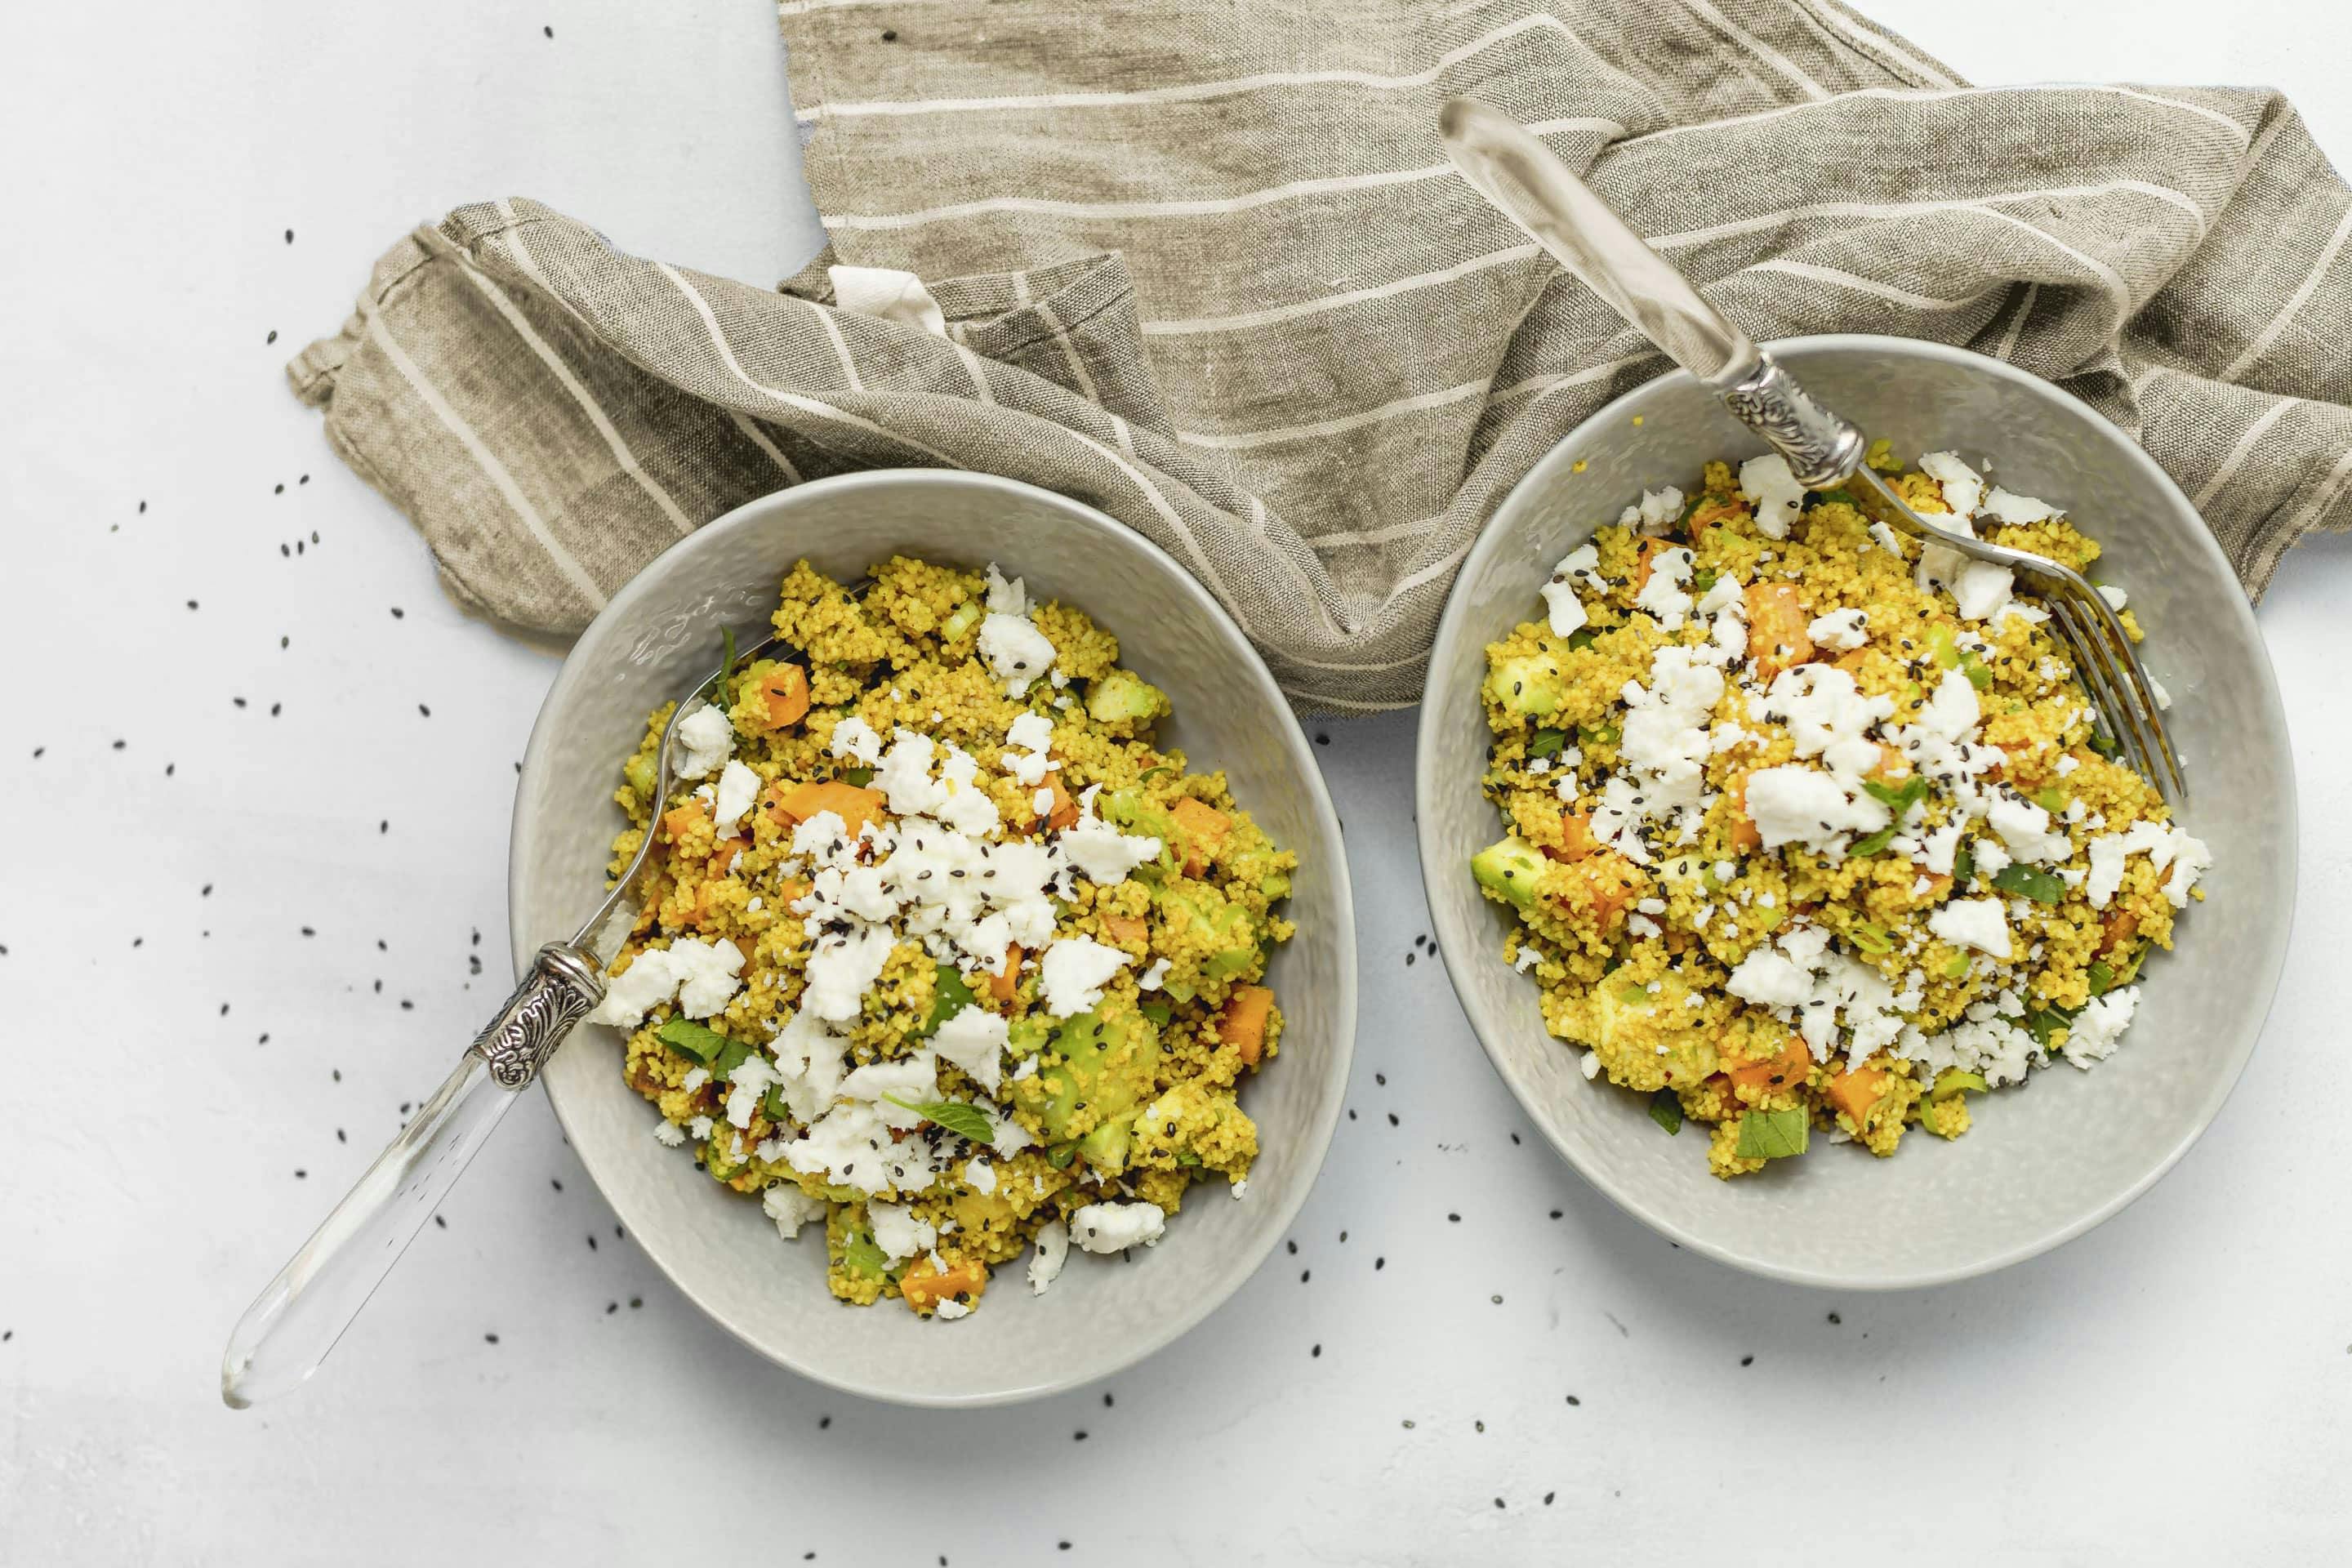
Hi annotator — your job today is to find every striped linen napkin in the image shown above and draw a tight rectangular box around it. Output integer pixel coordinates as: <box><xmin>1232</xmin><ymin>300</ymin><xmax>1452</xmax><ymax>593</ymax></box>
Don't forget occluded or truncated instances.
<box><xmin>292</xmin><ymin>0</ymin><xmax>2352</xmax><ymax>710</ymax></box>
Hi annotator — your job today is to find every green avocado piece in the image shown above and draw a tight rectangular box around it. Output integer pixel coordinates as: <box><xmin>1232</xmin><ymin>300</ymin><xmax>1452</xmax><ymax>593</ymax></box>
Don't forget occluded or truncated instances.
<box><xmin>622</xmin><ymin>750</ymin><xmax>657</xmax><ymax>801</ymax></box>
<box><xmin>1035</xmin><ymin>1004</ymin><xmax>1160</xmax><ymax>1153</ymax></box>
<box><xmin>1484</xmin><ymin>648</ymin><xmax>1570</xmax><ymax>719</ymax></box>
<box><xmin>1150</xmin><ymin>881</ymin><xmax>1263</xmax><ymax>1000</ymax></box>
<box><xmin>1471</xmin><ymin>836</ymin><xmax>1548</xmax><ymax>910</ymax></box>
<box><xmin>1078</xmin><ymin>1115</ymin><xmax>1134</xmax><ymax>1174</ymax></box>
<box><xmin>1086</xmin><ymin>667</ymin><xmax>1171</xmax><ymax>725</ymax></box>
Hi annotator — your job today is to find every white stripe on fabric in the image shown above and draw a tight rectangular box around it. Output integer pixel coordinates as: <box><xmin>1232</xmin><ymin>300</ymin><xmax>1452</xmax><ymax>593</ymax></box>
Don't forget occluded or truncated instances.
<box><xmin>824</xmin><ymin>122</ymin><xmax>1624</xmax><ymax>232</ymax></box>
<box><xmin>1744</xmin><ymin>257</ymin><xmax>1994</xmax><ymax>312</ymax></box>
<box><xmin>2221</xmin><ymin>202</ymin><xmax>2352</xmax><ymax>384</ymax></box>
<box><xmin>1031</xmin><ymin>296</ymin><xmax>1102</xmax><ymax>404</ymax></box>
<box><xmin>1793</xmin><ymin>0</ymin><xmax>1958</xmax><ymax>88</ymax></box>
<box><xmin>1969</xmin><ymin>208</ymin><xmax>2134</xmax><ymax>327</ymax></box>
<box><xmin>1107</xmin><ymin>412</ymin><xmax>1137</xmax><ymax>457</ymax></box>
<box><xmin>1646</xmin><ymin>179</ymin><xmax>2208</xmax><ymax>253</ymax></box>
<box><xmin>795</xmin><ymin>12</ymin><xmax>1598</xmax><ymax>122</ymax></box>
<box><xmin>363</xmin><ymin>310</ymin><xmax>606</xmax><ymax>611</ymax></box>
<box><xmin>1143</xmin><ymin>244</ymin><xmax>1542</xmax><ymax>337</ymax></box>
<box><xmin>2282</xmin><ymin>436</ymin><xmax>2352</xmax><ymax>537</ymax></box>
<box><xmin>1677</xmin><ymin>0</ymin><xmax>1828</xmax><ymax>101</ymax></box>
<box><xmin>728</xmin><ymin>412</ymin><xmax>803</xmax><ymax>483</ymax></box>
<box><xmin>655</xmin><ymin>263</ymin><xmax>968</xmax><ymax>469</ymax></box>
<box><xmin>1045</xmin><ymin>421</ymin><xmax>1236</xmax><ymax>608</ymax></box>
<box><xmin>1486</xmin><ymin>350</ymin><xmax>1667</xmax><ymax>407</ymax></box>
<box><xmin>808</xmin><ymin>304</ymin><xmax>866</xmax><ymax>392</ymax></box>
<box><xmin>1178</xmin><ymin>379</ymin><xmax>1490</xmax><ymax>451</ymax></box>
<box><xmin>452</xmin><ymin>261</ymin><xmax>697</xmax><ymax>537</ymax></box>
<box><xmin>2192</xmin><ymin>397</ymin><xmax>2298</xmax><ymax>510</ymax></box>
<box><xmin>1244</xmin><ymin>495</ymin><xmax>1355</xmax><ymax>642</ymax></box>
<box><xmin>950</xmin><ymin>340</ymin><xmax>997</xmax><ymax>405</ymax></box>
<box><xmin>1626</xmin><ymin>84</ymin><xmax>2251</xmax><ymax>151</ymax></box>
<box><xmin>1992</xmin><ymin>282</ymin><xmax>2041</xmax><ymax>363</ymax></box>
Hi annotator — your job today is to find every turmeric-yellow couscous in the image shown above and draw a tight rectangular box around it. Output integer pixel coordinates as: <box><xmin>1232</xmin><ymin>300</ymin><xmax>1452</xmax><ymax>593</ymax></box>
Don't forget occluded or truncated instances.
<box><xmin>587</xmin><ymin>556</ymin><xmax>1294</xmax><ymax>1315</ymax></box>
<box><xmin>1472</xmin><ymin>444</ymin><xmax>2210</xmax><ymax>1177</ymax></box>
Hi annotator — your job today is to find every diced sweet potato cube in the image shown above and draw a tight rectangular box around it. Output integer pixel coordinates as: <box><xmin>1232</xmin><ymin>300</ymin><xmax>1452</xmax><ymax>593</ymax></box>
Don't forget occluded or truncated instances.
<box><xmin>757</xmin><ymin>664</ymin><xmax>811</xmax><ymax>730</ymax></box>
<box><xmin>1039</xmin><ymin>773</ymin><xmax>1079</xmax><ymax>831</ymax></box>
<box><xmin>1728</xmin><ymin>777</ymin><xmax>1762</xmax><ymax>853</ymax></box>
<box><xmin>706</xmin><ymin>835</ymin><xmax>749</xmax><ymax>879</ymax></box>
<box><xmin>1100</xmin><ymin>915</ymin><xmax>1146</xmax><ymax>947</ymax></box>
<box><xmin>662</xmin><ymin>803</ymin><xmax>710</xmax><ymax>844</ymax></box>
<box><xmin>1218</xmin><ymin>985</ymin><xmax>1276</xmax><ymax>1067</ymax></box>
<box><xmin>2099</xmin><ymin>910</ymin><xmax>2139</xmax><ymax>956</ymax></box>
<box><xmin>989</xmin><ymin>945</ymin><xmax>1021</xmax><ymax>1004</ymax></box>
<box><xmin>1746</xmin><ymin>582</ymin><xmax>1814</xmax><ymax>680</ymax></box>
<box><xmin>1544</xmin><ymin>811</ymin><xmax>1598</xmax><ymax>863</ymax></box>
<box><xmin>1170</xmin><ymin>797</ymin><xmax>1232</xmax><ymax>875</ymax></box>
<box><xmin>1825</xmin><ymin>1064</ymin><xmax>1889</xmax><ymax>1127</ymax></box>
<box><xmin>777</xmin><ymin>780</ymin><xmax>888</xmax><ymax>835</ymax></box>
<box><xmin>899</xmin><ymin>1256</ymin><xmax>988</xmax><ymax>1314</ymax></box>
<box><xmin>1726</xmin><ymin>1035</ymin><xmax>1812</xmax><ymax>1094</ymax></box>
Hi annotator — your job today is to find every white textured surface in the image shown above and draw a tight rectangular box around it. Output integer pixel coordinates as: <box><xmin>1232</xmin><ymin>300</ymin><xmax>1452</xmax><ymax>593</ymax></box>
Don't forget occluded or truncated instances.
<box><xmin>3</xmin><ymin>2</ymin><xmax>2350</xmax><ymax>1562</ymax></box>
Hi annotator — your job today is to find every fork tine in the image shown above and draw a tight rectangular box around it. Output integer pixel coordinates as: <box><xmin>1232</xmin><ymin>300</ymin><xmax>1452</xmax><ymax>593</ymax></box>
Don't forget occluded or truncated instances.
<box><xmin>2050</xmin><ymin>596</ymin><xmax>2167</xmax><ymax>804</ymax></box>
<box><xmin>2073</xmin><ymin>586</ymin><xmax>2189</xmax><ymax>804</ymax></box>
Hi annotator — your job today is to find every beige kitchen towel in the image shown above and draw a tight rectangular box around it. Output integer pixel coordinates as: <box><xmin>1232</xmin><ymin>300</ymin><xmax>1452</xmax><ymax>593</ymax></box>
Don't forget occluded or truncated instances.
<box><xmin>293</xmin><ymin>1</ymin><xmax>2352</xmax><ymax>710</ymax></box>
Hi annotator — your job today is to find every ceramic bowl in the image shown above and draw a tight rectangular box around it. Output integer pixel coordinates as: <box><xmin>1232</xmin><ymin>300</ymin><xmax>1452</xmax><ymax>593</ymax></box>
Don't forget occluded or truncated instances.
<box><xmin>510</xmin><ymin>471</ymin><xmax>1356</xmax><ymax>1403</ymax></box>
<box><xmin>1417</xmin><ymin>335</ymin><xmax>2294</xmax><ymax>1288</ymax></box>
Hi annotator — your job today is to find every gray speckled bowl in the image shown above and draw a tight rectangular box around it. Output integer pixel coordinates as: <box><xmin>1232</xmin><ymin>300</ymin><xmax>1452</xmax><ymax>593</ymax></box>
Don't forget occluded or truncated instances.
<box><xmin>1417</xmin><ymin>336</ymin><xmax>2294</xmax><ymax>1289</ymax></box>
<box><xmin>510</xmin><ymin>471</ymin><xmax>1356</xmax><ymax>1404</ymax></box>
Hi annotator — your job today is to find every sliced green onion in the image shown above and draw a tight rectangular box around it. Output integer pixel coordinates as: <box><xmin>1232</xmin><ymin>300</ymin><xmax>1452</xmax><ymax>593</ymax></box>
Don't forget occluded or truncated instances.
<box><xmin>1140</xmin><ymin>1000</ymin><xmax>1174</xmax><ymax>1027</ymax></box>
<box><xmin>1647</xmin><ymin>1089</ymin><xmax>1683</xmax><ymax>1136</ymax></box>
<box><xmin>1579</xmin><ymin>721</ymin><xmax>1620</xmax><ymax>748</ymax></box>
<box><xmin>1735</xmin><ymin>1106</ymin><xmax>1810</xmax><ymax>1160</ymax></box>
<box><xmin>1953</xmin><ymin>846</ymin><xmax>1975</xmax><ymax>885</ymax></box>
<box><xmin>2087</xmin><ymin>728</ymin><xmax>2119</xmax><ymax>758</ymax></box>
<box><xmin>1690</xmin><ymin>566</ymin><xmax>1720</xmax><ymax>593</ymax></box>
<box><xmin>1927</xmin><ymin>1068</ymin><xmax>1989</xmax><ymax>1101</ymax></box>
<box><xmin>1991</xmin><ymin>863</ymin><xmax>2065</xmax><ymax>904</ymax></box>
<box><xmin>1848</xmin><ymin>920</ymin><xmax>1894</xmax><ymax>956</ymax></box>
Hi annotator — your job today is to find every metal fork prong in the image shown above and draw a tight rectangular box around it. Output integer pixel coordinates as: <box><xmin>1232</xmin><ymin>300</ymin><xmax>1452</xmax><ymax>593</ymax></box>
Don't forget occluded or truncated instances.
<box><xmin>2051</xmin><ymin>597</ymin><xmax>2163</xmax><ymax>799</ymax></box>
<box><xmin>2062</xmin><ymin>585</ymin><xmax>2182</xmax><ymax>802</ymax></box>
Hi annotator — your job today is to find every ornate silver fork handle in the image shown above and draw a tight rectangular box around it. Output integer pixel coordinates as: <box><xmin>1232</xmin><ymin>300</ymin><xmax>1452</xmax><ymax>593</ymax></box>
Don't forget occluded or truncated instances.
<box><xmin>1437</xmin><ymin>96</ymin><xmax>2184</xmax><ymax>802</ymax></box>
<box><xmin>220</xmin><ymin>634</ymin><xmax>783</xmax><ymax>1409</ymax></box>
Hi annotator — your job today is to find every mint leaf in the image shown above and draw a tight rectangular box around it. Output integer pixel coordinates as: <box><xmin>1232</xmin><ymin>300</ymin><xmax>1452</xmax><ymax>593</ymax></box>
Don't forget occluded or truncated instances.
<box><xmin>1527</xmin><ymin>728</ymin><xmax>1568</xmax><ymax>760</ymax></box>
<box><xmin>1647</xmin><ymin>1089</ymin><xmax>1682</xmax><ymax>1136</ymax></box>
<box><xmin>1861</xmin><ymin>776</ymin><xmax>1927</xmax><ymax>815</ymax></box>
<box><xmin>1735</xmin><ymin>1106</ymin><xmax>1810</xmax><ymax>1160</ymax></box>
<box><xmin>921</xmin><ymin>963</ymin><xmax>977</xmax><ymax>1036</ymax></box>
<box><xmin>1990</xmin><ymin>863</ymin><xmax>2065</xmax><ymax>904</ymax></box>
<box><xmin>885</xmin><ymin>1096</ymin><xmax>996</xmax><ymax>1143</ymax></box>
<box><xmin>1847</xmin><ymin>826</ymin><xmax>1897</xmax><ymax>858</ymax></box>
<box><xmin>656</xmin><ymin>1016</ymin><xmax>728</xmax><ymax>1065</ymax></box>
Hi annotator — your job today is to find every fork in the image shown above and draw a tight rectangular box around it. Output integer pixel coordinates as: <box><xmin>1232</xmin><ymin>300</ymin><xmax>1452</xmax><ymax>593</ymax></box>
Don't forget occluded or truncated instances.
<box><xmin>1437</xmin><ymin>96</ymin><xmax>2185</xmax><ymax>803</ymax></box>
<box><xmin>220</xmin><ymin>632</ymin><xmax>786</xmax><ymax>1408</ymax></box>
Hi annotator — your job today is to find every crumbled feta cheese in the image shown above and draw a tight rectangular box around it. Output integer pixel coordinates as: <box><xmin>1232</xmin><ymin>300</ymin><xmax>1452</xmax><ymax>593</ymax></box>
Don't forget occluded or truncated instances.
<box><xmin>978</xmin><ymin>564</ymin><xmax>1058</xmax><ymax>695</ymax></box>
<box><xmin>799</xmin><ymin>924</ymin><xmax>897</xmax><ymax>1022</ymax></box>
<box><xmin>1987</xmin><ymin>794</ymin><xmax>2070</xmax><ymax>865</ymax></box>
<box><xmin>1981</xmin><ymin>486</ymin><xmax>2057</xmax><ymax>525</ymax></box>
<box><xmin>1739</xmin><ymin>453</ymin><xmax>1806</xmax><ymax>538</ymax></box>
<box><xmin>1633</xmin><ymin>544</ymin><xmax>1695</xmax><ymax>630</ymax></box>
<box><xmin>1867</xmin><ymin>520</ymin><xmax>1906</xmax><ymax>555</ymax></box>
<box><xmin>1579</xmin><ymin>1050</ymin><xmax>1601</xmax><ymax>1080</ymax></box>
<box><xmin>964</xmin><ymin>1157</ymin><xmax>997</xmax><ymax>1195</ymax></box>
<box><xmin>1027</xmin><ymin>1220</ymin><xmax>1070</xmax><ymax>1294</ymax></box>
<box><xmin>2097</xmin><ymin>583</ymin><xmax>2128</xmax><ymax>611</ymax></box>
<box><xmin>869</xmin><ymin>1201</ymin><xmax>938</xmax><ymax>1263</ymax></box>
<box><xmin>1040</xmin><ymin>937</ymin><xmax>1131</xmax><ymax>1017</ymax></box>
<box><xmin>1741</xmin><ymin>764</ymin><xmax>1889</xmax><ymax>853</ymax></box>
<box><xmin>1806</xmin><ymin>608</ymin><xmax>1868</xmax><ymax>651</ymax></box>
<box><xmin>1512</xmin><ymin>946</ymin><xmax>1543</xmax><ymax>973</ymax></box>
<box><xmin>1927</xmin><ymin>898</ymin><xmax>2011</xmax><ymax>958</ymax></box>
<box><xmin>712</xmin><ymin>758</ymin><xmax>760</xmax><ymax>835</ymax></box>
<box><xmin>762</xmin><ymin>1183</ymin><xmax>825</xmax><ymax>1238</ymax></box>
<box><xmin>1617</xmin><ymin>486</ymin><xmax>1686</xmax><ymax>536</ymax></box>
<box><xmin>1136</xmin><ymin>956</ymin><xmax>1170</xmax><ymax>991</ymax></box>
<box><xmin>829</xmin><ymin>714</ymin><xmax>884</xmax><ymax>765</ymax></box>
<box><xmin>652</xmin><ymin>1119</ymin><xmax>686</xmax><ymax>1147</ymax></box>
<box><xmin>1918</xmin><ymin>451</ymin><xmax>1984</xmax><ymax>520</ymax></box>
<box><xmin>2061</xmin><ymin>986</ymin><xmax>2140</xmax><ymax>1067</ymax></box>
<box><xmin>1071</xmin><ymin>1200</ymin><xmax>1166</xmax><ymax>1254</ymax></box>
<box><xmin>672</xmin><ymin>703</ymin><xmax>737</xmax><ymax>780</ymax></box>
<box><xmin>931</xmin><ymin>1004</ymin><xmax>1009</xmax><ymax>1094</ymax></box>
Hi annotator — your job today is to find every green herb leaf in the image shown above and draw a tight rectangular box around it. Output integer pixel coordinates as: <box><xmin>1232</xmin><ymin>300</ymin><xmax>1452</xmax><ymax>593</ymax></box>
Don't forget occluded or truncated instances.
<box><xmin>1847</xmin><ymin>826</ymin><xmax>1898</xmax><ymax>858</ymax></box>
<box><xmin>710</xmin><ymin>1037</ymin><xmax>756</xmax><ymax>1080</ymax></box>
<box><xmin>1991</xmin><ymin>863</ymin><xmax>2065</xmax><ymax>904</ymax></box>
<box><xmin>1046</xmin><ymin>1143</ymin><xmax>1077</xmax><ymax>1169</ymax></box>
<box><xmin>2023</xmin><ymin>1006</ymin><xmax>2076</xmax><ymax>1050</ymax></box>
<box><xmin>1647</xmin><ymin>1088</ymin><xmax>1683</xmax><ymax>1136</ymax></box>
<box><xmin>2087</xmin><ymin>728</ymin><xmax>2120</xmax><ymax>758</ymax></box>
<box><xmin>844</xmin><ymin>766</ymin><xmax>875</xmax><ymax>787</ymax></box>
<box><xmin>1139</xmin><ymin>1000</ymin><xmax>1174</xmax><ymax>1027</ymax></box>
<box><xmin>2086</xmin><ymin>960</ymin><xmax>2116</xmax><ymax>996</ymax></box>
<box><xmin>2034</xmin><ymin>786</ymin><xmax>2070</xmax><ymax>813</ymax></box>
<box><xmin>884</xmin><ymin>1096</ymin><xmax>996</xmax><ymax>1143</ymax></box>
<box><xmin>1953</xmin><ymin>846</ymin><xmax>1975</xmax><ymax>885</ymax></box>
<box><xmin>1527</xmin><ymin>728</ymin><xmax>1569</xmax><ymax>760</ymax></box>
<box><xmin>1566</xmin><ymin>627</ymin><xmax>1600</xmax><ymax>651</ymax></box>
<box><xmin>762</xmin><ymin>1082</ymin><xmax>791</xmax><ymax>1122</ymax></box>
<box><xmin>1735</xmin><ymin>1107</ymin><xmax>1810</xmax><ymax>1160</ymax></box>
<box><xmin>1861</xmin><ymin>776</ymin><xmax>1927</xmax><ymax>816</ymax></box>
<box><xmin>656</xmin><ymin>1016</ymin><xmax>728</xmax><ymax>1065</ymax></box>
<box><xmin>922</xmin><ymin>963</ymin><xmax>977</xmax><ymax>1035</ymax></box>
<box><xmin>1690</xmin><ymin>566</ymin><xmax>1719</xmax><ymax>594</ymax></box>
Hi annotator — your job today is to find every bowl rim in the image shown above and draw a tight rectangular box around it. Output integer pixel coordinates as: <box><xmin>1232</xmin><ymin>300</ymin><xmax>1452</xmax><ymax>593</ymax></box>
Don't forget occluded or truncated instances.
<box><xmin>1413</xmin><ymin>332</ymin><xmax>2297</xmax><ymax>1291</ymax></box>
<box><xmin>510</xmin><ymin>467</ymin><xmax>1359</xmax><ymax>1404</ymax></box>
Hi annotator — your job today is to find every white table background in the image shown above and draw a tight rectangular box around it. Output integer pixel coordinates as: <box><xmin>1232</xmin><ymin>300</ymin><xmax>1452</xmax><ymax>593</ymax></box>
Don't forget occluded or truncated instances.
<box><xmin>5</xmin><ymin>3</ymin><xmax>2349</xmax><ymax>1563</ymax></box>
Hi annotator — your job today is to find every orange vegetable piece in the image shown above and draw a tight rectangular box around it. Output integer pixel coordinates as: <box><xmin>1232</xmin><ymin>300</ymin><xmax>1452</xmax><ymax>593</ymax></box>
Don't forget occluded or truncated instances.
<box><xmin>706</xmin><ymin>835</ymin><xmax>749</xmax><ymax>878</ymax></box>
<box><xmin>1725</xmin><ymin>1034</ymin><xmax>1813</xmax><ymax>1094</ymax></box>
<box><xmin>1867</xmin><ymin>743</ymin><xmax>1912</xmax><ymax>783</ymax></box>
<box><xmin>777</xmin><ymin>780</ymin><xmax>888</xmax><ymax>835</ymax></box>
<box><xmin>1727</xmin><ymin>776</ymin><xmax>1763</xmax><ymax>853</ymax></box>
<box><xmin>1100</xmin><ymin>914</ymin><xmax>1146</xmax><ymax>947</ymax></box>
<box><xmin>1170</xmin><ymin>797</ymin><xmax>1232</xmax><ymax>875</ymax></box>
<box><xmin>1745</xmin><ymin>582</ymin><xmax>1814</xmax><ymax>680</ymax></box>
<box><xmin>1552</xmin><ymin>853</ymin><xmax>1642</xmax><ymax>927</ymax></box>
<box><xmin>1544</xmin><ymin>811</ymin><xmax>1598</xmax><ymax>863</ymax></box>
<box><xmin>757</xmin><ymin>664</ymin><xmax>811</xmax><ymax>730</ymax></box>
<box><xmin>1218</xmin><ymin>985</ymin><xmax>1276</xmax><ymax>1067</ymax></box>
<box><xmin>988</xmin><ymin>945</ymin><xmax>1021</xmax><ymax>1004</ymax></box>
<box><xmin>1825</xmin><ymin>1063</ymin><xmax>1889</xmax><ymax>1128</ymax></box>
<box><xmin>899</xmin><ymin>1256</ymin><xmax>988</xmax><ymax>1314</ymax></box>
<box><xmin>662</xmin><ymin>802</ymin><xmax>710</xmax><ymax>844</ymax></box>
<box><xmin>1038</xmin><ymin>773</ymin><xmax>1080</xmax><ymax>831</ymax></box>
<box><xmin>1633</xmin><ymin>537</ymin><xmax>1668</xmax><ymax>593</ymax></box>
<box><xmin>2098</xmin><ymin>910</ymin><xmax>2139</xmax><ymax>957</ymax></box>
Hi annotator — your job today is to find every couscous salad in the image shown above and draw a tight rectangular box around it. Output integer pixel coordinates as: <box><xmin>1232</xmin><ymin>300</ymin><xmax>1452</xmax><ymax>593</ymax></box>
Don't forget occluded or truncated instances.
<box><xmin>586</xmin><ymin>558</ymin><xmax>1294</xmax><ymax>1316</ymax></box>
<box><xmin>1472</xmin><ymin>445</ymin><xmax>2210</xmax><ymax>1177</ymax></box>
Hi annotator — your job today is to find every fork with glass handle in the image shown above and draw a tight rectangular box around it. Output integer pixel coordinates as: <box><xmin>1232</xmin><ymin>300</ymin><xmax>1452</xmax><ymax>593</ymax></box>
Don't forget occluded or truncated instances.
<box><xmin>220</xmin><ymin>633</ymin><xmax>786</xmax><ymax>1409</ymax></box>
<box><xmin>1436</xmin><ymin>96</ymin><xmax>2185</xmax><ymax>804</ymax></box>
